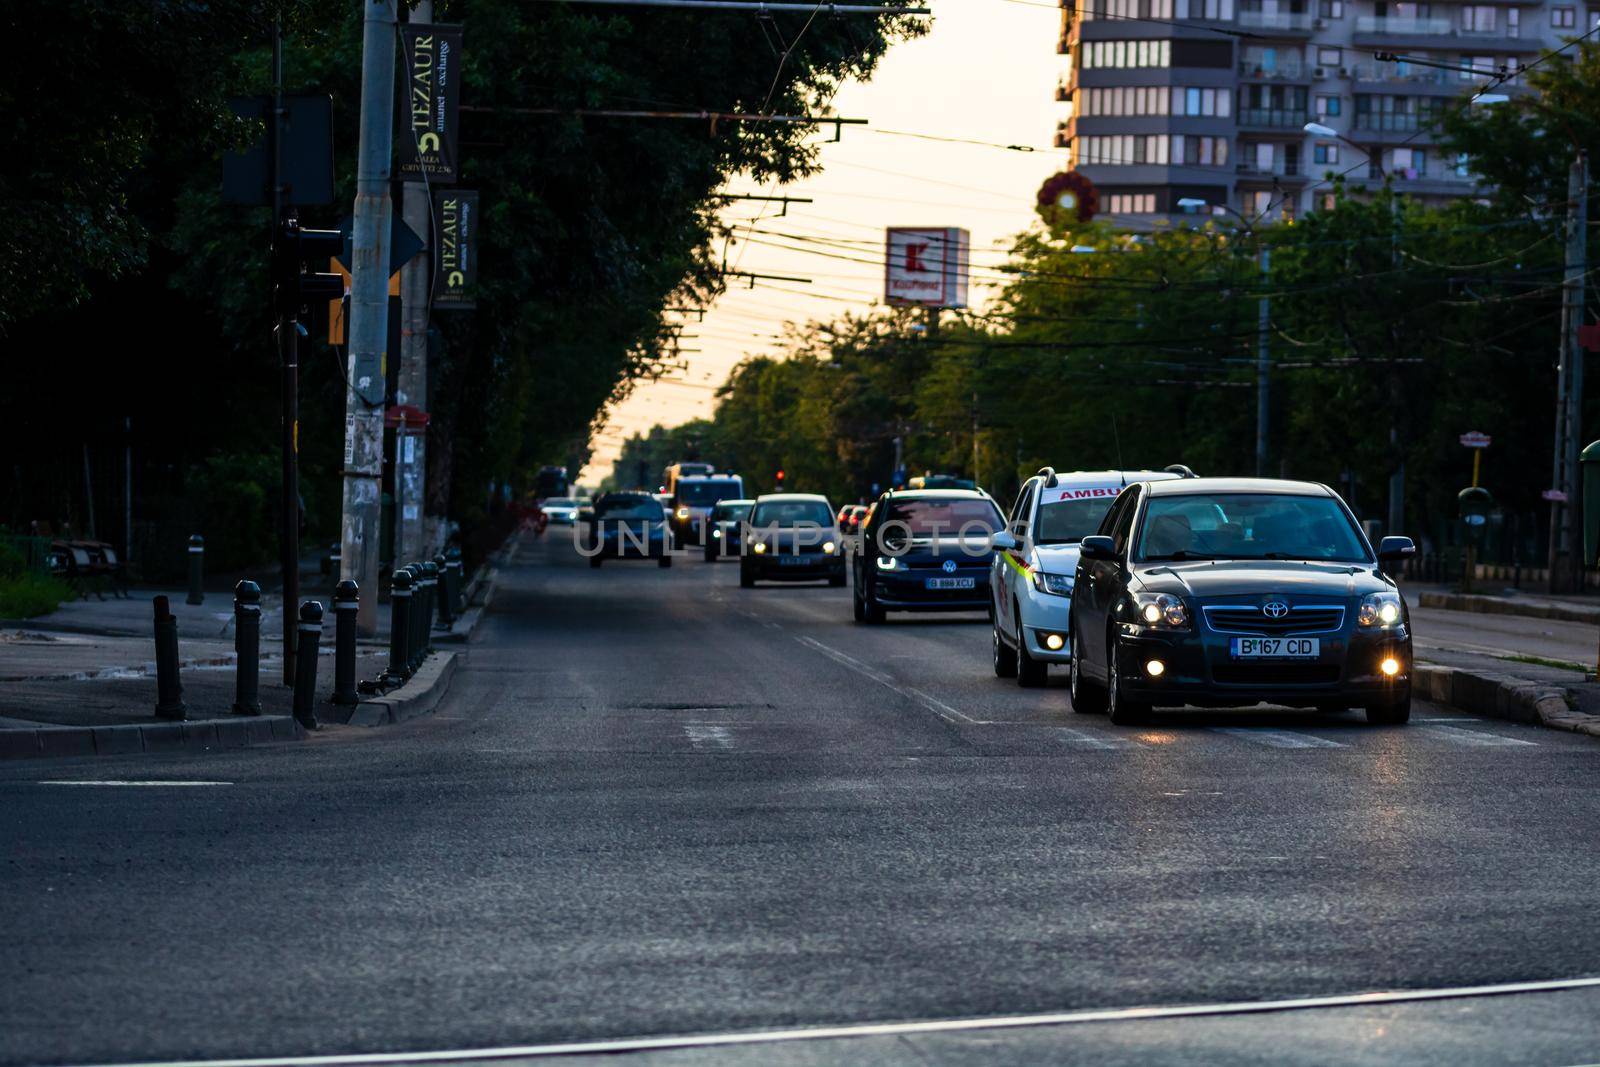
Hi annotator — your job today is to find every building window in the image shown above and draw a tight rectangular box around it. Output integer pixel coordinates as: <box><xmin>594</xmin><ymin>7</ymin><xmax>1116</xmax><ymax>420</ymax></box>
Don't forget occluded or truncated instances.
<box><xmin>1079</xmin><ymin>134</ymin><xmax>1226</xmax><ymax>166</ymax></box>
<box><xmin>1174</xmin><ymin>134</ymin><xmax>1230</xmax><ymax>165</ymax></box>
<box><xmin>1320</xmin><ymin>193</ymin><xmax>1338</xmax><ymax>211</ymax></box>
<box><xmin>1171</xmin><ymin>86</ymin><xmax>1232</xmax><ymax>115</ymax></box>
<box><xmin>1459</xmin><ymin>54</ymin><xmax>1498</xmax><ymax>80</ymax></box>
<box><xmin>1106</xmin><ymin>193</ymin><xmax>1159</xmax><ymax>213</ymax></box>
<box><xmin>1175</xmin><ymin>0</ymin><xmax>1235</xmax><ymax>18</ymax></box>
<box><xmin>1081</xmin><ymin>39</ymin><xmax>1172</xmax><ymax>68</ymax></box>
<box><xmin>1392</xmin><ymin>147</ymin><xmax>1426</xmax><ymax>177</ymax></box>
<box><xmin>1318</xmin><ymin>47</ymin><xmax>1342</xmax><ymax>65</ymax></box>
<box><xmin>1460</xmin><ymin>5</ymin><xmax>1496</xmax><ymax>31</ymax></box>
<box><xmin>1314</xmin><ymin>142</ymin><xmax>1340</xmax><ymax>164</ymax></box>
<box><xmin>1318</xmin><ymin>0</ymin><xmax>1344</xmax><ymax>16</ymax></box>
<box><xmin>1081</xmin><ymin>0</ymin><xmax>1176</xmax><ymax>20</ymax></box>
<box><xmin>1455</xmin><ymin>152</ymin><xmax>1471</xmax><ymax>177</ymax></box>
<box><xmin>1554</xmin><ymin>6</ymin><xmax>1576</xmax><ymax>26</ymax></box>
<box><xmin>1315</xmin><ymin>94</ymin><xmax>1342</xmax><ymax>116</ymax></box>
<box><xmin>1507</xmin><ymin>8</ymin><xmax>1520</xmax><ymax>35</ymax></box>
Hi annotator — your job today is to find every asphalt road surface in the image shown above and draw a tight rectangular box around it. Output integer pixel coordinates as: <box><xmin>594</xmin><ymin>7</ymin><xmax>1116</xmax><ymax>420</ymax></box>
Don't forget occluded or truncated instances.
<box><xmin>4</xmin><ymin>534</ymin><xmax>1600</xmax><ymax>1067</ymax></box>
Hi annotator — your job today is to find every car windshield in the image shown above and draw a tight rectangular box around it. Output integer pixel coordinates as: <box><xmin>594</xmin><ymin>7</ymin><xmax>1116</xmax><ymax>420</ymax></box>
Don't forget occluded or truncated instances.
<box><xmin>750</xmin><ymin>500</ymin><xmax>834</xmax><ymax>527</ymax></box>
<box><xmin>1035</xmin><ymin>497</ymin><xmax>1117</xmax><ymax>544</ymax></box>
<box><xmin>543</xmin><ymin>498</ymin><xmax>575</xmax><ymax>508</ymax></box>
<box><xmin>595</xmin><ymin>496</ymin><xmax>663</xmax><ymax>521</ymax></box>
<box><xmin>711</xmin><ymin>502</ymin><xmax>752</xmax><ymax>522</ymax></box>
<box><xmin>883</xmin><ymin>498</ymin><xmax>1002</xmax><ymax>536</ymax></box>
<box><xmin>1136</xmin><ymin>492</ymin><xmax>1370</xmax><ymax>562</ymax></box>
<box><xmin>678</xmin><ymin>480</ymin><xmax>741</xmax><ymax>506</ymax></box>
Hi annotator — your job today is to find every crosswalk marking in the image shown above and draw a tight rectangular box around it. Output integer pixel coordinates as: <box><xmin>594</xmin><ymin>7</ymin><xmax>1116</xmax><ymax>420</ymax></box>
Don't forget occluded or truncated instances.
<box><xmin>683</xmin><ymin>725</ymin><xmax>735</xmax><ymax>751</ymax></box>
<box><xmin>1209</xmin><ymin>728</ymin><xmax>1347</xmax><ymax>749</ymax></box>
<box><xmin>1053</xmin><ymin>728</ymin><xmax>1137</xmax><ymax>750</ymax></box>
<box><xmin>1420</xmin><ymin>724</ymin><xmax>1538</xmax><ymax>747</ymax></box>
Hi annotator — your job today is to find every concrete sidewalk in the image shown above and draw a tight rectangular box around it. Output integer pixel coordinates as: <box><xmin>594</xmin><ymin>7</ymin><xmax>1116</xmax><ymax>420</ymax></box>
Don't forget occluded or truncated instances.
<box><xmin>1401</xmin><ymin>580</ymin><xmax>1600</xmax><ymax>625</ymax></box>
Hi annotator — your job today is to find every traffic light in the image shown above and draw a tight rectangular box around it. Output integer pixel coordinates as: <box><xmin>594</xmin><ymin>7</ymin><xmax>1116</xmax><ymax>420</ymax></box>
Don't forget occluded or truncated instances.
<box><xmin>775</xmin><ymin>469</ymin><xmax>785</xmax><ymax>487</ymax></box>
<box><xmin>274</xmin><ymin>218</ymin><xmax>346</xmax><ymax>319</ymax></box>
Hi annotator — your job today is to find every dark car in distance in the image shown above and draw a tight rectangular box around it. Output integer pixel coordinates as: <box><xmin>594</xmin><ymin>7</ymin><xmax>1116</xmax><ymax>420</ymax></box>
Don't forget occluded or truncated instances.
<box><xmin>1068</xmin><ymin>477</ymin><xmax>1415</xmax><ymax>726</ymax></box>
<box><xmin>740</xmin><ymin>494</ymin><xmax>845</xmax><ymax>587</ymax></box>
<box><xmin>583</xmin><ymin>492</ymin><xmax>672</xmax><ymax>569</ymax></box>
<box><xmin>852</xmin><ymin>489</ymin><xmax>1005</xmax><ymax>624</ymax></box>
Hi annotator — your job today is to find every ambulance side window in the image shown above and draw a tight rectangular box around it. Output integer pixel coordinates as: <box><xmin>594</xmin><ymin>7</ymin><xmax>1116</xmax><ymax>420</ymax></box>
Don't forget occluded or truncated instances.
<box><xmin>1011</xmin><ymin>482</ymin><xmax>1036</xmax><ymax>535</ymax></box>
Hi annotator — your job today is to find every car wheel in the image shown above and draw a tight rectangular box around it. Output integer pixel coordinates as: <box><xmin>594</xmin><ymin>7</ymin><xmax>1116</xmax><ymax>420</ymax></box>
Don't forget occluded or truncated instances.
<box><xmin>740</xmin><ymin>566</ymin><xmax>755</xmax><ymax>588</ymax></box>
<box><xmin>1365</xmin><ymin>693</ymin><xmax>1411</xmax><ymax>725</ymax></box>
<box><xmin>589</xmin><ymin>554</ymin><xmax>602</xmax><ymax>569</ymax></box>
<box><xmin>828</xmin><ymin>573</ymin><xmax>846</xmax><ymax>587</ymax></box>
<box><xmin>858</xmin><ymin>581</ymin><xmax>885</xmax><ymax>624</ymax></box>
<box><xmin>1106</xmin><ymin>640</ymin><xmax>1151</xmax><ymax>726</ymax></box>
<box><xmin>992</xmin><ymin>623</ymin><xmax>1018</xmax><ymax>678</ymax></box>
<box><xmin>1069</xmin><ymin>651</ymin><xmax>1105</xmax><ymax>714</ymax></box>
<box><xmin>659</xmin><ymin>552</ymin><xmax>672</xmax><ymax>568</ymax></box>
<box><xmin>1015</xmin><ymin>609</ymin><xmax>1046</xmax><ymax>687</ymax></box>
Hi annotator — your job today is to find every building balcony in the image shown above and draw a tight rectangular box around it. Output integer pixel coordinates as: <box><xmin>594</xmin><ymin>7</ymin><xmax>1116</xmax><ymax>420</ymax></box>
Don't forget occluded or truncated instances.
<box><xmin>1236</xmin><ymin>160</ymin><xmax>1309</xmax><ymax>181</ymax></box>
<box><xmin>1352</xmin><ymin>112</ymin><xmax>1437</xmax><ymax>133</ymax></box>
<box><xmin>1238</xmin><ymin>61</ymin><xmax>1310</xmax><ymax>82</ymax></box>
<box><xmin>1237</xmin><ymin>10</ymin><xmax>1317</xmax><ymax>33</ymax></box>
<box><xmin>1349</xmin><ymin>62</ymin><xmax>1447</xmax><ymax>86</ymax></box>
<box><xmin>1238</xmin><ymin>107</ymin><xmax>1310</xmax><ymax>129</ymax></box>
<box><xmin>1354</xmin><ymin>15</ymin><xmax>1452</xmax><ymax>34</ymax></box>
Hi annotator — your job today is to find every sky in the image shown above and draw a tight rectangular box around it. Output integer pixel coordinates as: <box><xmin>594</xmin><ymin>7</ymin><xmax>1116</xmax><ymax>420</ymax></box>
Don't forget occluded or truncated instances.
<box><xmin>578</xmin><ymin>0</ymin><xmax>1066</xmax><ymax>486</ymax></box>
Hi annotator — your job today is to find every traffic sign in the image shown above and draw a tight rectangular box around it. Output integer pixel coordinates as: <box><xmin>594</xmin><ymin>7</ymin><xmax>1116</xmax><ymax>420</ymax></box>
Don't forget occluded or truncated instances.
<box><xmin>1542</xmin><ymin>488</ymin><xmax>1568</xmax><ymax>503</ymax></box>
<box><xmin>1459</xmin><ymin>431</ymin><xmax>1492</xmax><ymax>449</ymax></box>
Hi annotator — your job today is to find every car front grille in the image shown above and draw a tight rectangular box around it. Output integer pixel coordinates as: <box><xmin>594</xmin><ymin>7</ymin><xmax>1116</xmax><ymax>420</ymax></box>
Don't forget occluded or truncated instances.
<box><xmin>1212</xmin><ymin>664</ymin><xmax>1342</xmax><ymax>685</ymax></box>
<box><xmin>1203</xmin><ymin>605</ymin><xmax>1345</xmax><ymax>635</ymax></box>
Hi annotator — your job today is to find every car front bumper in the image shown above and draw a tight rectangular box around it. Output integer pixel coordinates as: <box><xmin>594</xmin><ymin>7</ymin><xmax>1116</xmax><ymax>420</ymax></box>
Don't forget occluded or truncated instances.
<box><xmin>1018</xmin><ymin>585</ymin><xmax>1074</xmax><ymax>662</ymax></box>
<box><xmin>1111</xmin><ymin>623</ymin><xmax>1412</xmax><ymax>708</ymax></box>
<box><xmin>746</xmin><ymin>552</ymin><xmax>844</xmax><ymax>580</ymax></box>
<box><xmin>873</xmin><ymin>569</ymin><xmax>992</xmax><ymax>612</ymax></box>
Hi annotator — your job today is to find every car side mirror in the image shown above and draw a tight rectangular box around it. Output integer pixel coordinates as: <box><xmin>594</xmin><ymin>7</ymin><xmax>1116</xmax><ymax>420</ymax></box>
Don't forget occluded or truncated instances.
<box><xmin>990</xmin><ymin>531</ymin><xmax>1017</xmax><ymax>552</ymax></box>
<box><xmin>1080</xmin><ymin>534</ymin><xmax>1117</xmax><ymax>561</ymax></box>
<box><xmin>1377</xmin><ymin>535</ymin><xmax>1416</xmax><ymax>561</ymax></box>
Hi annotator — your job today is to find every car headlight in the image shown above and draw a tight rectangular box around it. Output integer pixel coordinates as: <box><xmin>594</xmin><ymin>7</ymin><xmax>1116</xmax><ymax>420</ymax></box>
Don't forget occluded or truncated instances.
<box><xmin>752</xmin><ymin>542</ymin><xmax>767</xmax><ymax>555</ymax></box>
<box><xmin>675</xmin><ymin>507</ymin><xmax>690</xmax><ymax>520</ymax></box>
<box><xmin>1358</xmin><ymin>591</ymin><xmax>1404</xmax><ymax>628</ymax></box>
<box><xmin>876</xmin><ymin>555</ymin><xmax>904</xmax><ymax>571</ymax></box>
<box><xmin>823</xmin><ymin>541</ymin><xmax>836</xmax><ymax>554</ymax></box>
<box><xmin>1030</xmin><ymin>571</ymin><xmax>1073</xmax><ymax>597</ymax></box>
<box><xmin>712</xmin><ymin>529</ymin><xmax>722</xmax><ymax>538</ymax></box>
<box><xmin>1130</xmin><ymin>591</ymin><xmax>1188</xmax><ymax>629</ymax></box>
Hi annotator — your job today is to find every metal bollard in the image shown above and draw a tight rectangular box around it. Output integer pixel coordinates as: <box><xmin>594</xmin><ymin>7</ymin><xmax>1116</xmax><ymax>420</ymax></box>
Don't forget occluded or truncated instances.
<box><xmin>419</xmin><ymin>561</ymin><xmax>439</xmax><ymax>654</ymax></box>
<box><xmin>292</xmin><ymin>601</ymin><xmax>323</xmax><ymax>730</ymax></box>
<box><xmin>409</xmin><ymin>564</ymin><xmax>431</xmax><ymax>671</ymax></box>
<box><xmin>434</xmin><ymin>553</ymin><xmax>455</xmax><ymax>627</ymax></box>
<box><xmin>384</xmin><ymin>568</ymin><xmax>414</xmax><ymax>684</ymax></box>
<box><xmin>331</xmin><ymin>580</ymin><xmax>360</xmax><ymax>705</ymax></box>
<box><xmin>232</xmin><ymin>580</ymin><xmax>262</xmax><ymax>716</ymax></box>
<box><xmin>446</xmin><ymin>547</ymin><xmax>465</xmax><ymax>613</ymax></box>
<box><xmin>400</xmin><ymin>564</ymin><xmax>420</xmax><ymax>674</ymax></box>
<box><xmin>186</xmin><ymin>534</ymin><xmax>205</xmax><ymax>605</ymax></box>
<box><xmin>153</xmin><ymin>595</ymin><xmax>187</xmax><ymax>720</ymax></box>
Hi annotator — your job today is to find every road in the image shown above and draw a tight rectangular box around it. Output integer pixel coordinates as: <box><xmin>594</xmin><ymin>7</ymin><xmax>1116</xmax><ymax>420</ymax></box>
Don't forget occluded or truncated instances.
<box><xmin>4</xmin><ymin>534</ymin><xmax>1600</xmax><ymax>1067</ymax></box>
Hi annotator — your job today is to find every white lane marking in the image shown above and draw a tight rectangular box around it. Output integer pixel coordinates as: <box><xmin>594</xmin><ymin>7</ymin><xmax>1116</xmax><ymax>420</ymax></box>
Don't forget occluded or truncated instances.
<box><xmin>1053</xmin><ymin>727</ymin><xmax>1135</xmax><ymax>750</ymax></box>
<box><xmin>41</xmin><ymin>780</ymin><xmax>232</xmax><ymax>787</ymax></box>
<box><xmin>1209</xmin><ymin>728</ymin><xmax>1346</xmax><ymax>749</ymax></box>
<box><xmin>79</xmin><ymin>975</ymin><xmax>1600</xmax><ymax>1067</ymax></box>
<box><xmin>793</xmin><ymin>636</ymin><xmax>976</xmax><ymax>725</ymax></box>
<box><xmin>682</xmin><ymin>725</ymin><xmax>734</xmax><ymax>752</ymax></box>
<box><xmin>1421</xmin><ymin>724</ymin><xmax>1538</xmax><ymax>747</ymax></box>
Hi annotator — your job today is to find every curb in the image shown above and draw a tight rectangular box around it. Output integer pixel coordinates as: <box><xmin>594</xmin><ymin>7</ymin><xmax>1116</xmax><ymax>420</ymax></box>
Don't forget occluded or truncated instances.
<box><xmin>435</xmin><ymin>567</ymin><xmax>494</xmax><ymax>645</ymax></box>
<box><xmin>323</xmin><ymin>650</ymin><xmax>460</xmax><ymax>727</ymax></box>
<box><xmin>1418</xmin><ymin>591</ymin><xmax>1600</xmax><ymax>626</ymax></box>
<box><xmin>1414</xmin><ymin>663</ymin><xmax>1600</xmax><ymax>739</ymax></box>
<box><xmin>0</xmin><ymin>714</ymin><xmax>304</xmax><ymax>761</ymax></box>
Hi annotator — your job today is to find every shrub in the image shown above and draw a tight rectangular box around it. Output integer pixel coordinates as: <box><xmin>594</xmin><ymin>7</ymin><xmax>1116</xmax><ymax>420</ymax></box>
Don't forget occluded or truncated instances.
<box><xmin>0</xmin><ymin>573</ymin><xmax>71</xmax><ymax>618</ymax></box>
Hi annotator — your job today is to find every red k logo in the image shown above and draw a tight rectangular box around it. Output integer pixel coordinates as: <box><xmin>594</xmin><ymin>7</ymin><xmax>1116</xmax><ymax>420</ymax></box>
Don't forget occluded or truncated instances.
<box><xmin>904</xmin><ymin>242</ymin><xmax>929</xmax><ymax>273</ymax></box>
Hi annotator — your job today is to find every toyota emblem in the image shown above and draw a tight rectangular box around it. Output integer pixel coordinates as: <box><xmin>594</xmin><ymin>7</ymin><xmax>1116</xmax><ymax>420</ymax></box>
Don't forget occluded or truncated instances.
<box><xmin>942</xmin><ymin>559</ymin><xmax>957</xmax><ymax>574</ymax></box>
<box><xmin>1263</xmin><ymin>601</ymin><xmax>1290</xmax><ymax>618</ymax></box>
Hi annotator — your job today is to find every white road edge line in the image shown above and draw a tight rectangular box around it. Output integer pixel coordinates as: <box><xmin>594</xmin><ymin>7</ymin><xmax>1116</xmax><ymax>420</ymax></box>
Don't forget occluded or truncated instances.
<box><xmin>792</xmin><ymin>636</ymin><xmax>977</xmax><ymax>724</ymax></box>
<box><xmin>72</xmin><ymin>976</ymin><xmax>1600</xmax><ymax>1067</ymax></box>
<box><xmin>40</xmin><ymin>781</ymin><xmax>233</xmax><ymax>787</ymax></box>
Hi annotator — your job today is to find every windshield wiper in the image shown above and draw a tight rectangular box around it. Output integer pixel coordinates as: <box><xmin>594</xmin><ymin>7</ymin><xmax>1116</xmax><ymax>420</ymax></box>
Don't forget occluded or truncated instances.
<box><xmin>1143</xmin><ymin>551</ymin><xmax>1223</xmax><ymax>561</ymax></box>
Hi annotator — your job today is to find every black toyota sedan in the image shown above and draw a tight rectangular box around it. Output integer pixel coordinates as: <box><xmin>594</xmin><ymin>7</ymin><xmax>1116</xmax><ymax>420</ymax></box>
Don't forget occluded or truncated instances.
<box><xmin>1068</xmin><ymin>477</ymin><xmax>1415</xmax><ymax>726</ymax></box>
<box><xmin>852</xmin><ymin>489</ymin><xmax>1005</xmax><ymax>623</ymax></box>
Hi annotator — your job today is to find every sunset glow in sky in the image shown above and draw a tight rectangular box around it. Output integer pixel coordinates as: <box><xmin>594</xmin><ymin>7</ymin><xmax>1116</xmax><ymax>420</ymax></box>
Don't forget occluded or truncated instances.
<box><xmin>579</xmin><ymin>0</ymin><xmax>1064</xmax><ymax>485</ymax></box>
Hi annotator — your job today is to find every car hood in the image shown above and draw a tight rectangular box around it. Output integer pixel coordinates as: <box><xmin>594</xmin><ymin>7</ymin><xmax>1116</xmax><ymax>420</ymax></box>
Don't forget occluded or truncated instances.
<box><xmin>1029</xmin><ymin>543</ymin><xmax>1082</xmax><ymax>573</ymax></box>
<box><xmin>890</xmin><ymin>536</ymin><xmax>995</xmax><ymax>562</ymax></box>
<box><xmin>1133</xmin><ymin>560</ymin><xmax>1389</xmax><ymax>599</ymax></box>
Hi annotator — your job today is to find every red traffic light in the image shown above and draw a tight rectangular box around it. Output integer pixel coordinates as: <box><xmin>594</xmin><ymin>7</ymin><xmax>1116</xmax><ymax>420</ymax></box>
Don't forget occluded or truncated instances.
<box><xmin>775</xmin><ymin>469</ymin><xmax>785</xmax><ymax>483</ymax></box>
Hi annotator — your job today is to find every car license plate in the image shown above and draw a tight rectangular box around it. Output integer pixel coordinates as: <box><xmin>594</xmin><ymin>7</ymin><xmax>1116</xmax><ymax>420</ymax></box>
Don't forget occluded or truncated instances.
<box><xmin>925</xmin><ymin>577</ymin><xmax>975</xmax><ymax>590</ymax></box>
<box><xmin>1230</xmin><ymin>637</ymin><xmax>1319</xmax><ymax>659</ymax></box>
<box><xmin>778</xmin><ymin>555</ymin><xmax>810</xmax><ymax>566</ymax></box>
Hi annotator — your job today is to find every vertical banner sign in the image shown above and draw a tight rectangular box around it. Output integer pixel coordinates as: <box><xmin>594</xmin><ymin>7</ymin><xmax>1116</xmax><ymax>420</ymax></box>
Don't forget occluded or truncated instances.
<box><xmin>397</xmin><ymin>23</ymin><xmax>462</xmax><ymax>182</ymax></box>
<box><xmin>432</xmin><ymin>190</ymin><xmax>478</xmax><ymax>308</ymax></box>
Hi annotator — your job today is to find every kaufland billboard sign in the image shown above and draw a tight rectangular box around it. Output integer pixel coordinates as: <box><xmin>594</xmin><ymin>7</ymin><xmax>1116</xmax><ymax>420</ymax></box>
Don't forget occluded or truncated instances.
<box><xmin>885</xmin><ymin>227</ymin><xmax>969</xmax><ymax>309</ymax></box>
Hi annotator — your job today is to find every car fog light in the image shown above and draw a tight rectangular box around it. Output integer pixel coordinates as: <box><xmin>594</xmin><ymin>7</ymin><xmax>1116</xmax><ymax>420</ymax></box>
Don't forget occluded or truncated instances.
<box><xmin>1145</xmin><ymin>659</ymin><xmax>1166</xmax><ymax>677</ymax></box>
<box><xmin>752</xmin><ymin>542</ymin><xmax>767</xmax><ymax>554</ymax></box>
<box><xmin>1380</xmin><ymin>656</ymin><xmax>1401</xmax><ymax>677</ymax></box>
<box><xmin>1044</xmin><ymin>633</ymin><xmax>1065</xmax><ymax>651</ymax></box>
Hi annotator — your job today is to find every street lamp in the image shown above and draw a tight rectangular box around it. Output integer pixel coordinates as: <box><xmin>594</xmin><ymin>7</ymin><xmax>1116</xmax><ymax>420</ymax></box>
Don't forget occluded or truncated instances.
<box><xmin>1304</xmin><ymin>121</ymin><xmax>1384</xmax><ymax>178</ymax></box>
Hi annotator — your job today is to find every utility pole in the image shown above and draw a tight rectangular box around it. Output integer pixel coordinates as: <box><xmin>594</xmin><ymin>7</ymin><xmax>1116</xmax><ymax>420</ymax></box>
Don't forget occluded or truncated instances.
<box><xmin>1387</xmin><ymin>194</ymin><xmax>1404</xmax><ymax>538</ymax></box>
<box><xmin>395</xmin><ymin>0</ymin><xmax>432</xmax><ymax>568</ymax></box>
<box><xmin>1549</xmin><ymin>151</ymin><xmax>1588</xmax><ymax>593</ymax></box>
<box><xmin>1255</xmin><ymin>244</ymin><xmax>1270</xmax><ymax>477</ymax></box>
<box><xmin>271</xmin><ymin>18</ymin><xmax>300</xmax><ymax>685</ymax></box>
<box><xmin>341</xmin><ymin>0</ymin><xmax>398</xmax><ymax>635</ymax></box>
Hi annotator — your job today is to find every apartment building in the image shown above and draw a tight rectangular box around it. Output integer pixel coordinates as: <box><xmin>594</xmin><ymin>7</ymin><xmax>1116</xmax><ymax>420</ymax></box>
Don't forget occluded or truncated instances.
<box><xmin>1053</xmin><ymin>0</ymin><xmax>1574</xmax><ymax>222</ymax></box>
